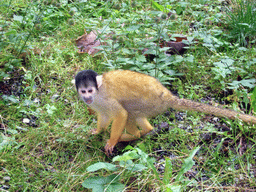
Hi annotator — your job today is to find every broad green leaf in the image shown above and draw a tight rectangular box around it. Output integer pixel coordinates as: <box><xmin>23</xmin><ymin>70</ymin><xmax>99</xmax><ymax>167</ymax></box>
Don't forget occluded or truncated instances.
<box><xmin>145</xmin><ymin>156</ymin><xmax>160</xmax><ymax>181</ymax></box>
<box><xmin>13</xmin><ymin>15</ymin><xmax>23</xmax><ymax>23</ymax></box>
<box><xmin>151</xmin><ymin>0</ymin><xmax>164</xmax><ymax>12</ymax></box>
<box><xmin>121</xmin><ymin>48</ymin><xmax>131</xmax><ymax>54</ymax></box>
<box><xmin>86</xmin><ymin>162</ymin><xmax>118</xmax><ymax>172</ymax></box>
<box><xmin>126</xmin><ymin>25</ymin><xmax>140</xmax><ymax>31</ymax></box>
<box><xmin>184</xmin><ymin>55</ymin><xmax>194</xmax><ymax>63</ymax></box>
<box><xmin>163</xmin><ymin>158</ymin><xmax>172</xmax><ymax>185</ymax></box>
<box><xmin>45</xmin><ymin>104</ymin><xmax>57</xmax><ymax>115</ymax></box>
<box><xmin>113</xmin><ymin>150</ymin><xmax>139</xmax><ymax>162</ymax></box>
<box><xmin>136</xmin><ymin>55</ymin><xmax>147</xmax><ymax>62</ymax></box>
<box><xmin>2</xmin><ymin>95</ymin><xmax>19</xmax><ymax>103</ymax></box>
<box><xmin>251</xmin><ymin>86</ymin><xmax>256</xmax><ymax>112</ymax></box>
<box><xmin>166</xmin><ymin>184</ymin><xmax>181</xmax><ymax>192</ymax></box>
<box><xmin>150</xmin><ymin>0</ymin><xmax>171</xmax><ymax>13</ymax></box>
<box><xmin>4</xmin><ymin>30</ymin><xmax>17</xmax><ymax>36</ymax></box>
<box><xmin>82</xmin><ymin>175</ymin><xmax>124</xmax><ymax>192</ymax></box>
<box><xmin>228</xmin><ymin>79</ymin><xmax>256</xmax><ymax>89</ymax></box>
<box><xmin>0</xmin><ymin>134</ymin><xmax>17</xmax><ymax>152</ymax></box>
<box><xmin>175</xmin><ymin>147</ymin><xmax>200</xmax><ymax>182</ymax></box>
<box><xmin>166</xmin><ymin>5</ymin><xmax>172</xmax><ymax>9</ymax></box>
<box><xmin>221</xmin><ymin>58</ymin><xmax>234</xmax><ymax>66</ymax></box>
<box><xmin>124</xmin><ymin>145</ymin><xmax>134</xmax><ymax>150</ymax></box>
<box><xmin>159</xmin><ymin>47</ymin><xmax>172</xmax><ymax>52</ymax></box>
<box><xmin>128</xmin><ymin>163</ymin><xmax>147</xmax><ymax>171</ymax></box>
<box><xmin>105</xmin><ymin>182</ymin><xmax>125</xmax><ymax>192</ymax></box>
<box><xmin>119</xmin><ymin>161</ymin><xmax>147</xmax><ymax>171</ymax></box>
<box><xmin>187</xmin><ymin>37</ymin><xmax>194</xmax><ymax>43</ymax></box>
<box><xmin>165</xmin><ymin>69</ymin><xmax>177</xmax><ymax>76</ymax></box>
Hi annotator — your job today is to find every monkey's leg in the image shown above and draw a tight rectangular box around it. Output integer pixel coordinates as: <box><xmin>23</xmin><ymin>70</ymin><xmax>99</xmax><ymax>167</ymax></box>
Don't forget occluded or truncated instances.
<box><xmin>91</xmin><ymin>114</ymin><xmax>111</xmax><ymax>135</ymax></box>
<box><xmin>119</xmin><ymin>116</ymin><xmax>141</xmax><ymax>141</ymax></box>
<box><xmin>105</xmin><ymin>109</ymin><xmax>128</xmax><ymax>156</ymax></box>
<box><xmin>136</xmin><ymin>117</ymin><xmax>154</xmax><ymax>136</ymax></box>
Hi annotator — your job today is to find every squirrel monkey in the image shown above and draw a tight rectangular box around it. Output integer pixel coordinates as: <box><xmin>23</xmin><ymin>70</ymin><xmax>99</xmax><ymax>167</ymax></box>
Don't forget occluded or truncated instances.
<box><xmin>75</xmin><ymin>70</ymin><xmax>256</xmax><ymax>156</ymax></box>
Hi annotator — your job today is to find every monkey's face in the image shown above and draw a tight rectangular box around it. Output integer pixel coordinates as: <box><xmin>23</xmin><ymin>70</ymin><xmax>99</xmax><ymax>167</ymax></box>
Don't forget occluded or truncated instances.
<box><xmin>77</xmin><ymin>86</ymin><xmax>97</xmax><ymax>105</ymax></box>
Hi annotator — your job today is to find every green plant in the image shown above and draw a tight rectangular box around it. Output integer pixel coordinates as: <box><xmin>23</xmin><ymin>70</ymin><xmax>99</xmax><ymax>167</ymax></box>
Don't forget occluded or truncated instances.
<box><xmin>0</xmin><ymin>133</ymin><xmax>17</xmax><ymax>152</ymax></box>
<box><xmin>82</xmin><ymin>146</ymin><xmax>152</xmax><ymax>191</ymax></box>
<box><xmin>0</xmin><ymin>0</ymin><xmax>77</xmax><ymax>80</ymax></box>
<box><xmin>150</xmin><ymin>0</ymin><xmax>172</xmax><ymax>13</ymax></box>
<box><xmin>99</xmin><ymin>10</ymin><xmax>184</xmax><ymax>84</ymax></box>
<box><xmin>82</xmin><ymin>146</ymin><xmax>200</xmax><ymax>192</ymax></box>
<box><xmin>225</xmin><ymin>0</ymin><xmax>256</xmax><ymax>46</ymax></box>
<box><xmin>165</xmin><ymin>147</ymin><xmax>200</xmax><ymax>192</ymax></box>
<box><xmin>251</xmin><ymin>86</ymin><xmax>256</xmax><ymax>112</ymax></box>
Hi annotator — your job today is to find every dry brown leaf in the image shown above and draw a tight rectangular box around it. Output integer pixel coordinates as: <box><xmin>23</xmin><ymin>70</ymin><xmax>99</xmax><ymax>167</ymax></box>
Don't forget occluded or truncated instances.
<box><xmin>76</xmin><ymin>30</ymin><xmax>101</xmax><ymax>56</ymax></box>
<box><xmin>87</xmin><ymin>107</ymin><xmax>95</xmax><ymax>115</ymax></box>
<box><xmin>162</xmin><ymin>35</ymin><xmax>188</xmax><ymax>55</ymax></box>
<box><xmin>173</xmin><ymin>36</ymin><xmax>187</xmax><ymax>42</ymax></box>
<box><xmin>143</xmin><ymin>35</ymin><xmax>189</xmax><ymax>60</ymax></box>
<box><xmin>164</xmin><ymin>41</ymin><xmax>187</xmax><ymax>55</ymax></box>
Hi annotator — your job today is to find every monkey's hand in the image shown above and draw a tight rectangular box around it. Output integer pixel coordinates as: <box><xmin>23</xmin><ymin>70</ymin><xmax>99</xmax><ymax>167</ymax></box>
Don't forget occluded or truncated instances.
<box><xmin>105</xmin><ymin>139</ymin><xmax>117</xmax><ymax>156</ymax></box>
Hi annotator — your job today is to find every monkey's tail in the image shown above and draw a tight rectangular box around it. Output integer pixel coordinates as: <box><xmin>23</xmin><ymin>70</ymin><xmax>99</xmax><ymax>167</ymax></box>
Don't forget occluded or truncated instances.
<box><xmin>171</xmin><ymin>98</ymin><xmax>256</xmax><ymax>125</ymax></box>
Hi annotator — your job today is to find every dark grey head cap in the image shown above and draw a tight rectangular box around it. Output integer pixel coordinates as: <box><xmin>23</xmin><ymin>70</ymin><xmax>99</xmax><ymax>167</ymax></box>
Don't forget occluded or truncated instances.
<box><xmin>75</xmin><ymin>70</ymin><xmax>98</xmax><ymax>90</ymax></box>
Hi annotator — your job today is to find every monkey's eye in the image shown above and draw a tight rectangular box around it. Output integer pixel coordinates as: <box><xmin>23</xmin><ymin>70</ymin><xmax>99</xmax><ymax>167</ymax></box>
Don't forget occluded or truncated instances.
<box><xmin>81</xmin><ymin>90</ymin><xmax>86</xmax><ymax>94</ymax></box>
<box><xmin>88</xmin><ymin>89</ymin><xmax>93</xmax><ymax>93</ymax></box>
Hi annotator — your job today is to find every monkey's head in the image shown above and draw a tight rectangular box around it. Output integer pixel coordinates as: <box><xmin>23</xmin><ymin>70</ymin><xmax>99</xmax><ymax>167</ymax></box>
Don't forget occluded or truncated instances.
<box><xmin>75</xmin><ymin>70</ymin><xmax>102</xmax><ymax>105</ymax></box>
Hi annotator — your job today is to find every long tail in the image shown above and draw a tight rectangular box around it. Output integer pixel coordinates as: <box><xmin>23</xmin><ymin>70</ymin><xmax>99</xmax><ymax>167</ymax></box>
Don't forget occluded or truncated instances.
<box><xmin>170</xmin><ymin>98</ymin><xmax>256</xmax><ymax>124</ymax></box>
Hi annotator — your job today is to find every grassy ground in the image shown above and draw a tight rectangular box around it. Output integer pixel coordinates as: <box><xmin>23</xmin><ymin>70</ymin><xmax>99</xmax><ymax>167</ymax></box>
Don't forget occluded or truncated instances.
<box><xmin>1</xmin><ymin>0</ymin><xmax>256</xmax><ymax>191</ymax></box>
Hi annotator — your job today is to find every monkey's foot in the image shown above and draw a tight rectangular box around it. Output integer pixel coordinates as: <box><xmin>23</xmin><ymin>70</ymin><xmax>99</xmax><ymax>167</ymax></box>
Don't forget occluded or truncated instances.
<box><xmin>105</xmin><ymin>140</ymin><xmax>117</xmax><ymax>156</ymax></box>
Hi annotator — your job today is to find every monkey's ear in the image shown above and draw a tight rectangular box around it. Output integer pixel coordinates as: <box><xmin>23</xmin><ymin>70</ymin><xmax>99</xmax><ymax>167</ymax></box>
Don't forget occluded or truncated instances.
<box><xmin>96</xmin><ymin>75</ymin><xmax>103</xmax><ymax>88</ymax></box>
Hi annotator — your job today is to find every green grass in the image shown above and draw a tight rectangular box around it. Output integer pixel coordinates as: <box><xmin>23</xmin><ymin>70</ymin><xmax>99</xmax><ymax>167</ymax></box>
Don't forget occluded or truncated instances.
<box><xmin>0</xmin><ymin>0</ymin><xmax>256</xmax><ymax>191</ymax></box>
<box><xmin>225</xmin><ymin>0</ymin><xmax>256</xmax><ymax>46</ymax></box>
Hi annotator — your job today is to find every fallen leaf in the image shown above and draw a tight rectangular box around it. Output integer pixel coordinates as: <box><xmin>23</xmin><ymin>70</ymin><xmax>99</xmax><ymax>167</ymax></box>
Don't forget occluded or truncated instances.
<box><xmin>87</xmin><ymin>107</ymin><xmax>95</xmax><ymax>115</ymax></box>
<box><xmin>76</xmin><ymin>30</ymin><xmax>101</xmax><ymax>56</ymax></box>
<box><xmin>164</xmin><ymin>41</ymin><xmax>187</xmax><ymax>55</ymax></box>
<box><xmin>143</xmin><ymin>35</ymin><xmax>189</xmax><ymax>61</ymax></box>
<box><xmin>173</xmin><ymin>36</ymin><xmax>187</xmax><ymax>42</ymax></box>
<box><xmin>162</xmin><ymin>36</ymin><xmax>188</xmax><ymax>55</ymax></box>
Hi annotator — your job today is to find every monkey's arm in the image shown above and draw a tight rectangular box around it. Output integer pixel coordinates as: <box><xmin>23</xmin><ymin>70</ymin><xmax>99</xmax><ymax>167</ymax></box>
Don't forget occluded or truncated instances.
<box><xmin>91</xmin><ymin>113</ymin><xmax>111</xmax><ymax>135</ymax></box>
<box><xmin>105</xmin><ymin>107</ymin><xmax>128</xmax><ymax>156</ymax></box>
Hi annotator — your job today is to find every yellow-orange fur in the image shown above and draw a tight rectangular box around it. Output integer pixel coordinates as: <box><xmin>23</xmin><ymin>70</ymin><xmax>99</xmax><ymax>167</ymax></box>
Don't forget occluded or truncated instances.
<box><xmin>79</xmin><ymin>70</ymin><xmax>256</xmax><ymax>155</ymax></box>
